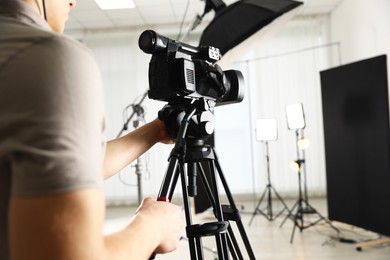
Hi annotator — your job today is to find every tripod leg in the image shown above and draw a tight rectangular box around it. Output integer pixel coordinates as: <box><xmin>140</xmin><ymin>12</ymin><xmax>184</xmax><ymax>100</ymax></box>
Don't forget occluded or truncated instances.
<box><xmin>195</xmin><ymin>236</ymin><xmax>205</xmax><ymax>260</ymax></box>
<box><xmin>186</xmin><ymin>144</ymin><xmax>255</xmax><ymax>259</ymax></box>
<box><xmin>300</xmin><ymin>199</ymin><xmax>341</xmax><ymax>234</ymax></box>
<box><xmin>280</xmin><ymin>200</ymin><xmax>298</xmax><ymax>228</ymax></box>
<box><xmin>271</xmin><ymin>186</ymin><xmax>291</xmax><ymax>219</ymax></box>
<box><xmin>177</xmin><ymin>161</ymin><xmax>200</xmax><ymax>260</ymax></box>
<box><xmin>207</xmin><ymin>161</ymin><xmax>230</xmax><ymax>260</ymax></box>
<box><xmin>213</xmin><ymin>158</ymin><xmax>256</xmax><ymax>260</ymax></box>
<box><xmin>266</xmin><ymin>185</ymin><xmax>273</xmax><ymax>219</ymax></box>
<box><xmin>215</xmin><ymin>234</ymin><xmax>229</xmax><ymax>260</ymax></box>
<box><xmin>196</xmin><ymin>162</ymin><xmax>217</xmax><ymax>210</ymax></box>
<box><xmin>290</xmin><ymin>219</ymin><xmax>298</xmax><ymax>243</ymax></box>
<box><xmin>197</xmin><ymin>161</ymin><xmax>245</xmax><ymax>259</ymax></box>
<box><xmin>226</xmin><ymin>225</ymin><xmax>243</xmax><ymax>260</ymax></box>
<box><xmin>157</xmin><ymin>156</ymin><xmax>181</xmax><ymax>202</ymax></box>
<box><xmin>249</xmin><ymin>186</ymin><xmax>268</xmax><ymax>225</ymax></box>
<box><xmin>289</xmin><ymin>199</ymin><xmax>305</xmax><ymax>243</ymax></box>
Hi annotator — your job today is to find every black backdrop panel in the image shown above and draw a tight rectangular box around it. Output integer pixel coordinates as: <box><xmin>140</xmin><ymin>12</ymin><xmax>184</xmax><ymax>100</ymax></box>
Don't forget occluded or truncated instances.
<box><xmin>320</xmin><ymin>55</ymin><xmax>390</xmax><ymax>236</ymax></box>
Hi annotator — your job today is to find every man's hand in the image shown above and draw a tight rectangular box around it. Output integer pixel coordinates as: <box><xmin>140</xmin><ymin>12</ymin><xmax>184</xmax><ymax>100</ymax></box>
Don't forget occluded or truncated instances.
<box><xmin>134</xmin><ymin>197</ymin><xmax>184</xmax><ymax>254</ymax></box>
<box><xmin>152</xmin><ymin>118</ymin><xmax>175</xmax><ymax>145</ymax></box>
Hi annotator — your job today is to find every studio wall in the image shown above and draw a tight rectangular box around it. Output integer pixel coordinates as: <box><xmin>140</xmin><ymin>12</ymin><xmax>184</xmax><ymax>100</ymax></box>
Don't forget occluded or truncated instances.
<box><xmin>330</xmin><ymin>0</ymin><xmax>390</xmax><ymax>78</ymax></box>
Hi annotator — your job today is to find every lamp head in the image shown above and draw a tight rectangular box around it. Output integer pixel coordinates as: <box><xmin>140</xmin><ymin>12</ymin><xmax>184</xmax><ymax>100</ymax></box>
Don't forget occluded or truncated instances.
<box><xmin>290</xmin><ymin>159</ymin><xmax>305</xmax><ymax>172</ymax></box>
<box><xmin>297</xmin><ymin>137</ymin><xmax>310</xmax><ymax>150</ymax></box>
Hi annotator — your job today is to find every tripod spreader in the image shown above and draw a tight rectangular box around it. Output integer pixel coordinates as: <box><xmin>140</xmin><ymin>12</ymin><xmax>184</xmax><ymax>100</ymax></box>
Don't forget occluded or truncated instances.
<box><xmin>187</xmin><ymin>221</ymin><xmax>229</xmax><ymax>237</ymax></box>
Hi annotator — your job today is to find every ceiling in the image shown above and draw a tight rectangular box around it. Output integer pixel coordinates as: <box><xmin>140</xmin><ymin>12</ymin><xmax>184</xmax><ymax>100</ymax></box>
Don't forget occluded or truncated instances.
<box><xmin>66</xmin><ymin>0</ymin><xmax>344</xmax><ymax>33</ymax></box>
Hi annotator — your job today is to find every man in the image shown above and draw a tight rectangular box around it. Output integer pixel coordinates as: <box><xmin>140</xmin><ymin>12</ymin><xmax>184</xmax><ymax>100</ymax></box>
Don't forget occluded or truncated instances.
<box><xmin>0</xmin><ymin>0</ymin><xmax>184</xmax><ymax>259</ymax></box>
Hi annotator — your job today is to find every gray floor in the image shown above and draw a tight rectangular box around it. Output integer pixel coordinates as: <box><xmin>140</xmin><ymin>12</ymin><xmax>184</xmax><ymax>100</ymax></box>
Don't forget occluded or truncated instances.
<box><xmin>104</xmin><ymin>197</ymin><xmax>390</xmax><ymax>259</ymax></box>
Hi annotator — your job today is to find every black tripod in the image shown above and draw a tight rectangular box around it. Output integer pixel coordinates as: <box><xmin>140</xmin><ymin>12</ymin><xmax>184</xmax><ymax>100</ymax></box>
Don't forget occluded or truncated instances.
<box><xmin>155</xmin><ymin>99</ymin><xmax>256</xmax><ymax>260</ymax></box>
<box><xmin>280</xmin><ymin>131</ymin><xmax>339</xmax><ymax>243</ymax></box>
<box><xmin>249</xmin><ymin>141</ymin><xmax>289</xmax><ymax>224</ymax></box>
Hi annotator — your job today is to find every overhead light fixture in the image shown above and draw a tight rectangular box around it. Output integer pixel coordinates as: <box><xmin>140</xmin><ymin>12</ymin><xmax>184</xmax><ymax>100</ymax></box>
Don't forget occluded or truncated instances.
<box><xmin>95</xmin><ymin>0</ymin><xmax>135</xmax><ymax>10</ymax></box>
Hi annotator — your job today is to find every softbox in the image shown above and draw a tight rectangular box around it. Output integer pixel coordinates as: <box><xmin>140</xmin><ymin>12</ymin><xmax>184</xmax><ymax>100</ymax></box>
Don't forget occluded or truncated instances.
<box><xmin>199</xmin><ymin>0</ymin><xmax>303</xmax><ymax>67</ymax></box>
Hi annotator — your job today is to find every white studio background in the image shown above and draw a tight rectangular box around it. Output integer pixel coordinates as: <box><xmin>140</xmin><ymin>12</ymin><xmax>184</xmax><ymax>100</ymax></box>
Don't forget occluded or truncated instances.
<box><xmin>214</xmin><ymin>16</ymin><xmax>340</xmax><ymax>200</ymax></box>
<box><xmin>70</xmin><ymin>15</ymin><xmax>339</xmax><ymax>205</ymax></box>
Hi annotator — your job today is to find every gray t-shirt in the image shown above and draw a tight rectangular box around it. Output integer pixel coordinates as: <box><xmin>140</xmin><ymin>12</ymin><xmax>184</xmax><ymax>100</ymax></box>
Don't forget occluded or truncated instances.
<box><xmin>0</xmin><ymin>1</ymin><xmax>106</xmax><ymax>259</ymax></box>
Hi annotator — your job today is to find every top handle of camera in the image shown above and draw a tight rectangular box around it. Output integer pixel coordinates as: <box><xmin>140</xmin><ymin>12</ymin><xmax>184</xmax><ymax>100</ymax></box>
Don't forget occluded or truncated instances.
<box><xmin>138</xmin><ymin>30</ymin><xmax>221</xmax><ymax>63</ymax></box>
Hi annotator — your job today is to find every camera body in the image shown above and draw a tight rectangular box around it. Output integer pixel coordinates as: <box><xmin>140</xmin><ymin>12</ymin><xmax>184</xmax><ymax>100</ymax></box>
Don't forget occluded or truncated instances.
<box><xmin>138</xmin><ymin>30</ymin><xmax>244</xmax><ymax>106</ymax></box>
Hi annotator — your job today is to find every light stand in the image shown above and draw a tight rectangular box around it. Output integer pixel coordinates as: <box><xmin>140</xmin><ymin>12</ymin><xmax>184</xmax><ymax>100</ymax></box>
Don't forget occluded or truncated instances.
<box><xmin>249</xmin><ymin>119</ymin><xmax>289</xmax><ymax>224</ymax></box>
<box><xmin>281</xmin><ymin>103</ymin><xmax>339</xmax><ymax>243</ymax></box>
<box><xmin>132</xmin><ymin>105</ymin><xmax>146</xmax><ymax>206</ymax></box>
<box><xmin>117</xmin><ymin>92</ymin><xmax>147</xmax><ymax>205</ymax></box>
<box><xmin>116</xmin><ymin>92</ymin><xmax>147</xmax><ymax>138</ymax></box>
<box><xmin>280</xmin><ymin>153</ymin><xmax>338</xmax><ymax>243</ymax></box>
<box><xmin>296</xmin><ymin>129</ymin><xmax>315</xmax><ymax>214</ymax></box>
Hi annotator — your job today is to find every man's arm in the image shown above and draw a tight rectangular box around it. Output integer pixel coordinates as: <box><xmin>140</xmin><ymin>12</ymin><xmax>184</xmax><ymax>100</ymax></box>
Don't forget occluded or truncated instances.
<box><xmin>103</xmin><ymin>118</ymin><xmax>173</xmax><ymax>180</ymax></box>
<box><xmin>9</xmin><ymin>189</ymin><xmax>183</xmax><ymax>260</ymax></box>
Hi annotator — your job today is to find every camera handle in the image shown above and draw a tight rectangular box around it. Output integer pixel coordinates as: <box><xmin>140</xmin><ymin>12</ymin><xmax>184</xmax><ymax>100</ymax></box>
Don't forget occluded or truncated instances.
<box><xmin>153</xmin><ymin>98</ymin><xmax>256</xmax><ymax>259</ymax></box>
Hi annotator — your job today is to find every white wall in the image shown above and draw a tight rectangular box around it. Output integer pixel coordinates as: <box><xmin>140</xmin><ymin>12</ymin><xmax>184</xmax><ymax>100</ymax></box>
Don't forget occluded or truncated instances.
<box><xmin>330</xmin><ymin>0</ymin><xmax>390</xmax><ymax>71</ymax></box>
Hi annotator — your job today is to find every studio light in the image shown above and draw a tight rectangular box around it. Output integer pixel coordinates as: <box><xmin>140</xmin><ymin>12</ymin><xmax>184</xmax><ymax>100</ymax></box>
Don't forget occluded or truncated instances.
<box><xmin>256</xmin><ymin>118</ymin><xmax>277</xmax><ymax>141</ymax></box>
<box><xmin>250</xmin><ymin>118</ymin><xmax>290</xmax><ymax>223</ymax></box>
<box><xmin>285</xmin><ymin>103</ymin><xmax>305</xmax><ymax>130</ymax></box>
<box><xmin>289</xmin><ymin>159</ymin><xmax>304</xmax><ymax>172</ymax></box>
<box><xmin>282</xmin><ymin>103</ymin><xmax>338</xmax><ymax>242</ymax></box>
<box><xmin>199</xmin><ymin>0</ymin><xmax>303</xmax><ymax>68</ymax></box>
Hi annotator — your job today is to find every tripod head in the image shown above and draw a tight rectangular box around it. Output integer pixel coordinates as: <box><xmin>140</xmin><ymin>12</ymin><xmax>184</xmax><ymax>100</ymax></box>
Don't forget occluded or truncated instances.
<box><xmin>158</xmin><ymin>98</ymin><xmax>215</xmax><ymax>143</ymax></box>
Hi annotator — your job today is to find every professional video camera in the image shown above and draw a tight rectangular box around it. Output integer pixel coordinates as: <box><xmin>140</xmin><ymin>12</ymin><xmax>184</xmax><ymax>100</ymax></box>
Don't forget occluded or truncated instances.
<box><xmin>138</xmin><ymin>30</ymin><xmax>244</xmax><ymax>106</ymax></box>
<box><xmin>138</xmin><ymin>30</ymin><xmax>245</xmax><ymax>140</ymax></box>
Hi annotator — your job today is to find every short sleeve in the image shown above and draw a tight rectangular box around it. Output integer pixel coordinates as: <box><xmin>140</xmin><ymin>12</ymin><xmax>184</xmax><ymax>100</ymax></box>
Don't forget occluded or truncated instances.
<box><xmin>0</xmin><ymin>34</ymin><xmax>105</xmax><ymax>196</ymax></box>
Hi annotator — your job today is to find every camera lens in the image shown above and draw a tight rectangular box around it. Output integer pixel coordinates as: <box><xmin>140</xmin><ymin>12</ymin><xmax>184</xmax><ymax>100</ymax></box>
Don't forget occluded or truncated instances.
<box><xmin>139</xmin><ymin>30</ymin><xmax>169</xmax><ymax>54</ymax></box>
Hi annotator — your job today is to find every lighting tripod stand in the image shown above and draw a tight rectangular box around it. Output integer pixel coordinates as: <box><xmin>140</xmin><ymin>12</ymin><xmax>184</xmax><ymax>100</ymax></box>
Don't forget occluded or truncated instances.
<box><xmin>154</xmin><ymin>99</ymin><xmax>256</xmax><ymax>260</ymax></box>
<box><xmin>280</xmin><ymin>129</ymin><xmax>339</xmax><ymax>243</ymax></box>
<box><xmin>249</xmin><ymin>141</ymin><xmax>289</xmax><ymax>224</ymax></box>
<box><xmin>117</xmin><ymin>92</ymin><xmax>148</xmax><ymax>205</ymax></box>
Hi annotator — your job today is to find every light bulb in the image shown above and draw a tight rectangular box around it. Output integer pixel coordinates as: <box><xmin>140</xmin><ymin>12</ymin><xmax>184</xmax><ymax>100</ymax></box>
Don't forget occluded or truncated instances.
<box><xmin>290</xmin><ymin>161</ymin><xmax>300</xmax><ymax>172</ymax></box>
<box><xmin>297</xmin><ymin>137</ymin><xmax>310</xmax><ymax>150</ymax></box>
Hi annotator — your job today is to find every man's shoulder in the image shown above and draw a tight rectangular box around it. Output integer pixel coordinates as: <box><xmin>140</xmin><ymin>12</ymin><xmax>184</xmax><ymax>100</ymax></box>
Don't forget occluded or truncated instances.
<box><xmin>31</xmin><ymin>29</ymin><xmax>91</xmax><ymax>57</ymax></box>
<box><xmin>1</xmin><ymin>17</ymin><xmax>84</xmax><ymax>49</ymax></box>
<box><xmin>0</xmin><ymin>20</ymin><xmax>93</xmax><ymax>69</ymax></box>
